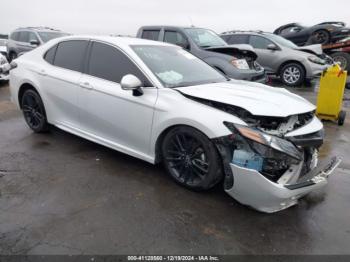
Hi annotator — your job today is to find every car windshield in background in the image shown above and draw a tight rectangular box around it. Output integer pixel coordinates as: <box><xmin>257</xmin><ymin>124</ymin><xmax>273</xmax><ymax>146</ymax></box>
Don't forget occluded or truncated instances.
<box><xmin>267</xmin><ymin>33</ymin><xmax>298</xmax><ymax>49</ymax></box>
<box><xmin>132</xmin><ymin>45</ymin><xmax>227</xmax><ymax>88</ymax></box>
<box><xmin>38</xmin><ymin>32</ymin><xmax>69</xmax><ymax>42</ymax></box>
<box><xmin>184</xmin><ymin>28</ymin><xmax>227</xmax><ymax>48</ymax></box>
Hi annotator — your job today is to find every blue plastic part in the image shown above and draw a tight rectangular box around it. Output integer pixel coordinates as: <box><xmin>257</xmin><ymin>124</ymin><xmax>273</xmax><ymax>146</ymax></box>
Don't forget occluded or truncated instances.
<box><xmin>232</xmin><ymin>150</ymin><xmax>263</xmax><ymax>172</ymax></box>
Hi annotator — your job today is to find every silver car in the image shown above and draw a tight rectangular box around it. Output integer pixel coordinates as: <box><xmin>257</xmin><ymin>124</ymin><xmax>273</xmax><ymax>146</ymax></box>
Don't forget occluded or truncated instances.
<box><xmin>7</xmin><ymin>27</ymin><xmax>69</xmax><ymax>61</ymax></box>
<box><xmin>221</xmin><ymin>31</ymin><xmax>331</xmax><ymax>86</ymax></box>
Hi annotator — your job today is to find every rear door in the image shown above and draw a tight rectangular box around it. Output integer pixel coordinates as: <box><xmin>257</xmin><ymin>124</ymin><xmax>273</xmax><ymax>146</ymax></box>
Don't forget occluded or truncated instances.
<box><xmin>40</xmin><ymin>40</ymin><xmax>89</xmax><ymax>128</ymax></box>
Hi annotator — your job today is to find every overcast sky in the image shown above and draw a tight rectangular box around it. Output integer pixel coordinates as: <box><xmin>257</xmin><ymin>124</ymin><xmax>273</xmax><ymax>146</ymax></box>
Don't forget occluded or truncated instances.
<box><xmin>2</xmin><ymin>0</ymin><xmax>350</xmax><ymax>35</ymax></box>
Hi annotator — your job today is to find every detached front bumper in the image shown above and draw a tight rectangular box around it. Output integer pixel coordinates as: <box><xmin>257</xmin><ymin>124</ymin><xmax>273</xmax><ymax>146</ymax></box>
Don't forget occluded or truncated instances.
<box><xmin>225</xmin><ymin>156</ymin><xmax>341</xmax><ymax>213</ymax></box>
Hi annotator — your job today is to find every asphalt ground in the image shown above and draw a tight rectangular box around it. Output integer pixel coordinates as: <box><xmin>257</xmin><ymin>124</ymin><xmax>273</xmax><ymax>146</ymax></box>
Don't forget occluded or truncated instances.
<box><xmin>0</xmin><ymin>80</ymin><xmax>349</xmax><ymax>255</ymax></box>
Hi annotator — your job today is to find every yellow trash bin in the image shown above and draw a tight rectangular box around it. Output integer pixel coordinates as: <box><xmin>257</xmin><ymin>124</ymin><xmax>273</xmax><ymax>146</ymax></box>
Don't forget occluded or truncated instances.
<box><xmin>316</xmin><ymin>64</ymin><xmax>347</xmax><ymax>126</ymax></box>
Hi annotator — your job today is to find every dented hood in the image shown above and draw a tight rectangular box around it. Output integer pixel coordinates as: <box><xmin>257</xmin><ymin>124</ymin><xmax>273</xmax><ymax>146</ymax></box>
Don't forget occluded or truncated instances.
<box><xmin>175</xmin><ymin>80</ymin><xmax>315</xmax><ymax>117</ymax></box>
<box><xmin>295</xmin><ymin>44</ymin><xmax>323</xmax><ymax>56</ymax></box>
<box><xmin>204</xmin><ymin>44</ymin><xmax>258</xmax><ymax>60</ymax></box>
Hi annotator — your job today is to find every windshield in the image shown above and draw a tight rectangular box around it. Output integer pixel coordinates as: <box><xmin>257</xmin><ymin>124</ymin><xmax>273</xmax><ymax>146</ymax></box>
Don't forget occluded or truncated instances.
<box><xmin>184</xmin><ymin>28</ymin><xmax>227</xmax><ymax>48</ymax></box>
<box><xmin>132</xmin><ymin>45</ymin><xmax>227</xmax><ymax>88</ymax></box>
<box><xmin>267</xmin><ymin>34</ymin><xmax>298</xmax><ymax>49</ymax></box>
<box><xmin>38</xmin><ymin>32</ymin><xmax>69</xmax><ymax>43</ymax></box>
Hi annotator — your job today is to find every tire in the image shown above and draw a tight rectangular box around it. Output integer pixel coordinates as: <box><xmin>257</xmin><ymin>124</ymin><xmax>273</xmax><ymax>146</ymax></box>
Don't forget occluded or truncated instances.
<box><xmin>308</xmin><ymin>30</ymin><xmax>331</xmax><ymax>45</ymax></box>
<box><xmin>280</xmin><ymin>63</ymin><xmax>306</xmax><ymax>87</ymax></box>
<box><xmin>331</xmin><ymin>52</ymin><xmax>350</xmax><ymax>71</ymax></box>
<box><xmin>338</xmin><ymin>110</ymin><xmax>346</xmax><ymax>126</ymax></box>
<box><xmin>21</xmin><ymin>89</ymin><xmax>49</xmax><ymax>133</ymax></box>
<box><xmin>161</xmin><ymin>126</ymin><xmax>223</xmax><ymax>191</ymax></box>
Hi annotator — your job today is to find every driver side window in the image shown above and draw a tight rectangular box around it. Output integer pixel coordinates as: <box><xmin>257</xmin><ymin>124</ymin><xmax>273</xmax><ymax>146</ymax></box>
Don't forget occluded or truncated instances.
<box><xmin>249</xmin><ymin>35</ymin><xmax>274</xmax><ymax>49</ymax></box>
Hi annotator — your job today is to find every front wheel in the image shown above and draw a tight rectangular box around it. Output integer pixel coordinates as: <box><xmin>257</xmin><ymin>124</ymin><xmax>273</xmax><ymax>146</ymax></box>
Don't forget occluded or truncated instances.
<box><xmin>280</xmin><ymin>63</ymin><xmax>305</xmax><ymax>87</ymax></box>
<box><xmin>21</xmin><ymin>89</ymin><xmax>49</xmax><ymax>133</ymax></box>
<box><xmin>331</xmin><ymin>52</ymin><xmax>350</xmax><ymax>71</ymax></box>
<box><xmin>161</xmin><ymin>126</ymin><xmax>223</xmax><ymax>191</ymax></box>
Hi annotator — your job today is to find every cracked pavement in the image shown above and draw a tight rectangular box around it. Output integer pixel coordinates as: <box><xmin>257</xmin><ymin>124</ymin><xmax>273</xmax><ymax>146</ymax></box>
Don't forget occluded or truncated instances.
<box><xmin>0</xmin><ymin>81</ymin><xmax>350</xmax><ymax>255</ymax></box>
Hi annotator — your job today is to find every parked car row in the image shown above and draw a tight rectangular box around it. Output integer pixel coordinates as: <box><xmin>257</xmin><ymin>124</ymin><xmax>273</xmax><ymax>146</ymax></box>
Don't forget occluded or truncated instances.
<box><xmin>7</xmin><ymin>22</ymin><xmax>349</xmax><ymax>87</ymax></box>
<box><xmin>8</xmin><ymin>33</ymin><xmax>341</xmax><ymax>213</ymax></box>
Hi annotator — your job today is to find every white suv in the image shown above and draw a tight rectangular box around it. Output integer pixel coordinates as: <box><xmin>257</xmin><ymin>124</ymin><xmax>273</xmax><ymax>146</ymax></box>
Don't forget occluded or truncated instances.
<box><xmin>9</xmin><ymin>36</ymin><xmax>340</xmax><ymax>213</ymax></box>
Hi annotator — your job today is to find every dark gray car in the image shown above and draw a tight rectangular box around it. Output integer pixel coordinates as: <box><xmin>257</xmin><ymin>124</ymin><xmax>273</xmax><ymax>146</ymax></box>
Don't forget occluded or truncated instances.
<box><xmin>137</xmin><ymin>26</ymin><xmax>266</xmax><ymax>83</ymax></box>
<box><xmin>7</xmin><ymin>27</ymin><xmax>69</xmax><ymax>61</ymax></box>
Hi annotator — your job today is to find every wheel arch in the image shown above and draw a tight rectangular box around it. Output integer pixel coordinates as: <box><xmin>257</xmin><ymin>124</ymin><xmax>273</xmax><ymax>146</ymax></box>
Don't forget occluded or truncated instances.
<box><xmin>18</xmin><ymin>82</ymin><xmax>40</xmax><ymax>109</ymax></box>
<box><xmin>153</xmin><ymin>123</ymin><xmax>226</xmax><ymax>164</ymax></box>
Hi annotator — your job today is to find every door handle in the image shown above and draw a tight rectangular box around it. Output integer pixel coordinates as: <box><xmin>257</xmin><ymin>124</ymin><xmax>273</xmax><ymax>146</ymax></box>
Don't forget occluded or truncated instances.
<box><xmin>38</xmin><ymin>69</ymin><xmax>47</xmax><ymax>76</ymax></box>
<box><xmin>79</xmin><ymin>82</ymin><xmax>93</xmax><ymax>90</ymax></box>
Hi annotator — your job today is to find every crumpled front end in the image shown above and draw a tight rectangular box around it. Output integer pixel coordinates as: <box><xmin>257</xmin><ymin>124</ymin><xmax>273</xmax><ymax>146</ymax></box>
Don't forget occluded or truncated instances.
<box><xmin>213</xmin><ymin>115</ymin><xmax>341</xmax><ymax>213</ymax></box>
<box><xmin>0</xmin><ymin>55</ymin><xmax>10</xmax><ymax>81</ymax></box>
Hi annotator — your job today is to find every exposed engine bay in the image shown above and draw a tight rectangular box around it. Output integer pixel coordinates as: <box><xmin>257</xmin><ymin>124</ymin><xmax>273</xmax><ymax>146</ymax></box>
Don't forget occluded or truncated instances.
<box><xmin>183</xmin><ymin>93</ymin><xmax>322</xmax><ymax>183</ymax></box>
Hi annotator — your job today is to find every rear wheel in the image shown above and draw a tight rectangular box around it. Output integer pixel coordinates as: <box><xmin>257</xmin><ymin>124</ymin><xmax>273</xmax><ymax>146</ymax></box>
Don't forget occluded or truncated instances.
<box><xmin>161</xmin><ymin>126</ymin><xmax>223</xmax><ymax>191</ymax></box>
<box><xmin>308</xmin><ymin>30</ymin><xmax>331</xmax><ymax>45</ymax></box>
<box><xmin>331</xmin><ymin>52</ymin><xmax>350</xmax><ymax>71</ymax></box>
<box><xmin>21</xmin><ymin>89</ymin><xmax>49</xmax><ymax>133</ymax></box>
<box><xmin>280</xmin><ymin>63</ymin><xmax>305</xmax><ymax>87</ymax></box>
<box><xmin>338</xmin><ymin>110</ymin><xmax>346</xmax><ymax>126</ymax></box>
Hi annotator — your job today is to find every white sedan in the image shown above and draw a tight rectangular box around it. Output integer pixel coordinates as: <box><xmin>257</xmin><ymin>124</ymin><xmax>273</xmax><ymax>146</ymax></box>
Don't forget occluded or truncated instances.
<box><xmin>9</xmin><ymin>36</ymin><xmax>340</xmax><ymax>213</ymax></box>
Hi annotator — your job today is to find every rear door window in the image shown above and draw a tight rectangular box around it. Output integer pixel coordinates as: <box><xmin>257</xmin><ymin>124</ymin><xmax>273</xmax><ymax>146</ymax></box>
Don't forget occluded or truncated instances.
<box><xmin>53</xmin><ymin>40</ymin><xmax>88</xmax><ymax>72</ymax></box>
<box><xmin>141</xmin><ymin>30</ymin><xmax>160</xmax><ymax>41</ymax></box>
<box><xmin>44</xmin><ymin>45</ymin><xmax>57</xmax><ymax>64</ymax></box>
<box><xmin>226</xmin><ymin>34</ymin><xmax>249</xmax><ymax>45</ymax></box>
<box><xmin>10</xmin><ymin>32</ymin><xmax>20</xmax><ymax>41</ymax></box>
<box><xmin>87</xmin><ymin>41</ymin><xmax>149</xmax><ymax>85</ymax></box>
<box><xmin>18</xmin><ymin>31</ymin><xmax>30</xmax><ymax>43</ymax></box>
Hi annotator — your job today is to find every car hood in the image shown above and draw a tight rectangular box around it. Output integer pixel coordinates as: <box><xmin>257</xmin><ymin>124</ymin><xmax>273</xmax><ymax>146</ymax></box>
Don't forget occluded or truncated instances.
<box><xmin>204</xmin><ymin>45</ymin><xmax>258</xmax><ymax>60</ymax></box>
<box><xmin>295</xmin><ymin>44</ymin><xmax>323</xmax><ymax>56</ymax></box>
<box><xmin>175</xmin><ymin>80</ymin><xmax>315</xmax><ymax>117</ymax></box>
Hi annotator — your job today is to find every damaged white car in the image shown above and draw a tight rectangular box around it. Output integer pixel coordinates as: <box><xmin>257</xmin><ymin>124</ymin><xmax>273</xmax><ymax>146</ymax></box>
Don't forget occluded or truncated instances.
<box><xmin>0</xmin><ymin>53</ymin><xmax>10</xmax><ymax>81</ymax></box>
<box><xmin>9</xmin><ymin>36</ymin><xmax>341</xmax><ymax>213</ymax></box>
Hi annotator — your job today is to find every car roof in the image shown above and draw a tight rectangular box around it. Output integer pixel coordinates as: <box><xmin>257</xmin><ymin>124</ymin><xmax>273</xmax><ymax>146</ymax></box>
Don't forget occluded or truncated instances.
<box><xmin>221</xmin><ymin>31</ymin><xmax>271</xmax><ymax>36</ymax></box>
<box><xmin>139</xmin><ymin>25</ymin><xmax>208</xmax><ymax>31</ymax></box>
<box><xmin>54</xmin><ymin>35</ymin><xmax>175</xmax><ymax>47</ymax></box>
<box><xmin>13</xmin><ymin>27</ymin><xmax>63</xmax><ymax>33</ymax></box>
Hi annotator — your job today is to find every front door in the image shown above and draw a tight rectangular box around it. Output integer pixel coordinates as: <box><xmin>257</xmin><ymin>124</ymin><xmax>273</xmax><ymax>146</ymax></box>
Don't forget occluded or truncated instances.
<box><xmin>78</xmin><ymin>41</ymin><xmax>158</xmax><ymax>159</ymax></box>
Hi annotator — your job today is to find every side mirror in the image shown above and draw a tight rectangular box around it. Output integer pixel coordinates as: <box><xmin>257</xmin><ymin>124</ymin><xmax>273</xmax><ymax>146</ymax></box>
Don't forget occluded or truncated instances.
<box><xmin>267</xmin><ymin>43</ymin><xmax>279</xmax><ymax>51</ymax></box>
<box><xmin>120</xmin><ymin>74</ymin><xmax>144</xmax><ymax>96</ymax></box>
<box><xmin>29</xmin><ymin>40</ymin><xmax>40</xmax><ymax>46</ymax></box>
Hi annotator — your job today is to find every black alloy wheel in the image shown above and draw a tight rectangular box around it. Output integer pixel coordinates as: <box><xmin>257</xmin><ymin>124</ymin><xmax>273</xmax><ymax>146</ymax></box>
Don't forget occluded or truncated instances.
<box><xmin>161</xmin><ymin>126</ymin><xmax>223</xmax><ymax>191</ymax></box>
<box><xmin>21</xmin><ymin>89</ymin><xmax>49</xmax><ymax>133</ymax></box>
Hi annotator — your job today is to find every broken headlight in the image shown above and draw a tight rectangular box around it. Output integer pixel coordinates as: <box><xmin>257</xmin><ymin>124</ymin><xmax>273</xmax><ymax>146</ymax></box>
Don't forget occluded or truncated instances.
<box><xmin>223</xmin><ymin>122</ymin><xmax>302</xmax><ymax>181</ymax></box>
<box><xmin>224</xmin><ymin>122</ymin><xmax>302</xmax><ymax>161</ymax></box>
